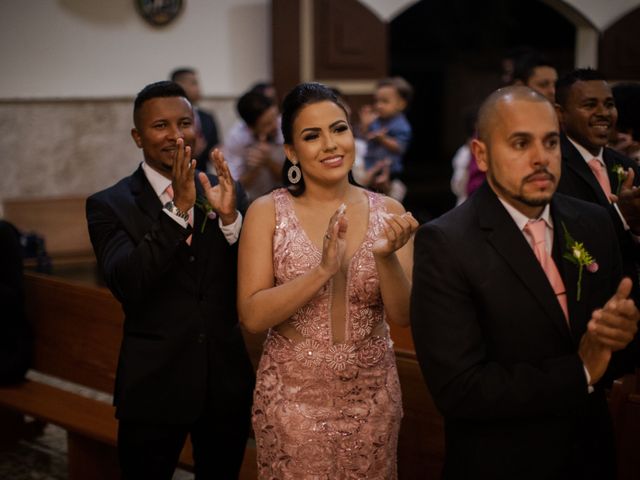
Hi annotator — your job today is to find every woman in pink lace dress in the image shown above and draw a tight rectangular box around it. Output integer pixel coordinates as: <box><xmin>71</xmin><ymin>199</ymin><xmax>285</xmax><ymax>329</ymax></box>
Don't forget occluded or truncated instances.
<box><xmin>238</xmin><ymin>83</ymin><xmax>418</xmax><ymax>479</ymax></box>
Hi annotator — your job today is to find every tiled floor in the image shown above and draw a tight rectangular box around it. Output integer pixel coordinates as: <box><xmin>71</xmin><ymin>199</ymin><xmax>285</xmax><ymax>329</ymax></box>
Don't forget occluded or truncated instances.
<box><xmin>0</xmin><ymin>419</ymin><xmax>194</xmax><ymax>480</ymax></box>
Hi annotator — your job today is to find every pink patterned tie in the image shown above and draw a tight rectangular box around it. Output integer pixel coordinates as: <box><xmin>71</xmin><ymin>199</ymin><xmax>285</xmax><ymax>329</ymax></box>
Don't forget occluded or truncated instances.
<box><xmin>524</xmin><ymin>220</ymin><xmax>569</xmax><ymax>322</ymax></box>
<box><xmin>587</xmin><ymin>158</ymin><xmax>612</xmax><ymax>202</ymax></box>
<box><xmin>165</xmin><ymin>185</ymin><xmax>193</xmax><ymax>245</ymax></box>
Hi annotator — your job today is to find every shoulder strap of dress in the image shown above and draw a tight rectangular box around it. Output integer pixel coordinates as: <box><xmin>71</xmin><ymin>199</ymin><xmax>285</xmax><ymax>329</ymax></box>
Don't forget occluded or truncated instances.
<box><xmin>272</xmin><ymin>188</ymin><xmax>291</xmax><ymax>226</ymax></box>
<box><xmin>367</xmin><ymin>191</ymin><xmax>387</xmax><ymax>236</ymax></box>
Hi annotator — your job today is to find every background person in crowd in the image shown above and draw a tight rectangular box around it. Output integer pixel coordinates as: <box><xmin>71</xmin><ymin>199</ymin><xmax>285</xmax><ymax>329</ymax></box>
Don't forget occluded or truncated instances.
<box><xmin>450</xmin><ymin>109</ymin><xmax>477</xmax><ymax>206</ymax></box>
<box><xmin>512</xmin><ymin>51</ymin><xmax>558</xmax><ymax>102</ymax></box>
<box><xmin>359</xmin><ymin>77</ymin><xmax>413</xmax><ymax>201</ymax></box>
<box><xmin>412</xmin><ymin>86</ymin><xmax>639</xmax><ymax>479</ymax></box>
<box><xmin>223</xmin><ymin>90</ymin><xmax>284</xmax><ymax>201</ymax></box>
<box><xmin>238</xmin><ymin>83</ymin><xmax>418</xmax><ymax>479</ymax></box>
<box><xmin>0</xmin><ymin>220</ymin><xmax>31</xmax><ymax>386</ymax></box>
<box><xmin>610</xmin><ymin>82</ymin><xmax>640</xmax><ymax>163</ymax></box>
<box><xmin>86</xmin><ymin>81</ymin><xmax>254</xmax><ymax>479</ymax></box>
<box><xmin>247</xmin><ymin>81</ymin><xmax>278</xmax><ymax>104</ymax></box>
<box><xmin>500</xmin><ymin>45</ymin><xmax>536</xmax><ymax>86</ymax></box>
<box><xmin>556</xmin><ymin>68</ymin><xmax>640</xmax><ymax>306</ymax></box>
<box><xmin>170</xmin><ymin>67</ymin><xmax>221</xmax><ymax>174</ymax></box>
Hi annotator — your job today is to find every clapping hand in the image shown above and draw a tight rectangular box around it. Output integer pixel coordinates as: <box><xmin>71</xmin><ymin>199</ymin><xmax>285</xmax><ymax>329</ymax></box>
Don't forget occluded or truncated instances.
<box><xmin>613</xmin><ymin>168</ymin><xmax>640</xmax><ymax>233</ymax></box>
<box><xmin>320</xmin><ymin>204</ymin><xmax>348</xmax><ymax>276</ymax></box>
<box><xmin>580</xmin><ymin>277</ymin><xmax>640</xmax><ymax>384</ymax></box>
<box><xmin>198</xmin><ymin>148</ymin><xmax>238</xmax><ymax>225</ymax></box>
<box><xmin>372</xmin><ymin>212</ymin><xmax>418</xmax><ymax>257</ymax></box>
<box><xmin>171</xmin><ymin>138</ymin><xmax>196</xmax><ymax>212</ymax></box>
<box><xmin>589</xmin><ymin>277</ymin><xmax>639</xmax><ymax>351</ymax></box>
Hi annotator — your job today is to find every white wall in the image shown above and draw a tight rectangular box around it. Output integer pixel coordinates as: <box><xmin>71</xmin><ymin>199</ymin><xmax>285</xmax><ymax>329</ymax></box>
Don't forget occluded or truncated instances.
<box><xmin>360</xmin><ymin>0</ymin><xmax>640</xmax><ymax>29</ymax></box>
<box><xmin>2</xmin><ymin>0</ymin><xmax>639</xmax><ymax>100</ymax></box>
<box><xmin>0</xmin><ymin>0</ymin><xmax>271</xmax><ymax>99</ymax></box>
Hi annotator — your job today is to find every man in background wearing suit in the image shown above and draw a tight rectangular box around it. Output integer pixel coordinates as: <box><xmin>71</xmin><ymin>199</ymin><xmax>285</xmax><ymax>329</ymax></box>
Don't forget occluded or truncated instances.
<box><xmin>556</xmin><ymin>68</ymin><xmax>640</xmax><ymax>303</ymax></box>
<box><xmin>411</xmin><ymin>86</ymin><xmax>639</xmax><ymax>479</ymax></box>
<box><xmin>171</xmin><ymin>67</ymin><xmax>221</xmax><ymax>173</ymax></box>
<box><xmin>86</xmin><ymin>81</ymin><xmax>254</xmax><ymax>479</ymax></box>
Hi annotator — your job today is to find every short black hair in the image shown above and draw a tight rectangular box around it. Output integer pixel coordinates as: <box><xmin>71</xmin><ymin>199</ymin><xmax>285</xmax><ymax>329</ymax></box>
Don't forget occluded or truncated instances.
<box><xmin>512</xmin><ymin>52</ymin><xmax>555</xmax><ymax>84</ymax></box>
<box><xmin>555</xmin><ymin>68</ymin><xmax>607</xmax><ymax>107</ymax></box>
<box><xmin>169</xmin><ymin>67</ymin><xmax>196</xmax><ymax>82</ymax></box>
<box><xmin>133</xmin><ymin>81</ymin><xmax>189</xmax><ymax>128</ymax></box>
<box><xmin>236</xmin><ymin>91</ymin><xmax>275</xmax><ymax>127</ymax></box>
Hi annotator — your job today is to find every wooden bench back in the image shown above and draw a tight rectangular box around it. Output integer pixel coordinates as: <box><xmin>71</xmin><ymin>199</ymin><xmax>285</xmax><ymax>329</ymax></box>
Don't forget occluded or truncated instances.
<box><xmin>4</xmin><ymin>196</ymin><xmax>94</xmax><ymax>264</ymax></box>
<box><xmin>23</xmin><ymin>272</ymin><xmax>445</xmax><ymax>477</ymax></box>
<box><xmin>25</xmin><ymin>272</ymin><xmax>122</xmax><ymax>394</ymax></box>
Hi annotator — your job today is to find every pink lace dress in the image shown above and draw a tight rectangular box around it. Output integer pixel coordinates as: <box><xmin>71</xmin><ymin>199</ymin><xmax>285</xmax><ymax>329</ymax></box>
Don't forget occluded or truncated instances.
<box><xmin>252</xmin><ymin>188</ymin><xmax>403</xmax><ymax>479</ymax></box>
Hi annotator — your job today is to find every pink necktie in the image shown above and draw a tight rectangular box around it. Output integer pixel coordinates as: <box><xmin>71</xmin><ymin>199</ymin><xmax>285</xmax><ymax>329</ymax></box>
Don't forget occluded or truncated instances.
<box><xmin>587</xmin><ymin>158</ymin><xmax>612</xmax><ymax>201</ymax></box>
<box><xmin>165</xmin><ymin>185</ymin><xmax>193</xmax><ymax>245</ymax></box>
<box><xmin>524</xmin><ymin>220</ymin><xmax>569</xmax><ymax>322</ymax></box>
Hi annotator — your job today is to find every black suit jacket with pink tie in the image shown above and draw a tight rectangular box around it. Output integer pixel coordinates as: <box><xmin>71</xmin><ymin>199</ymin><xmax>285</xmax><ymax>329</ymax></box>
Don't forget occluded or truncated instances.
<box><xmin>411</xmin><ymin>182</ymin><xmax>633</xmax><ymax>480</ymax></box>
<box><xmin>557</xmin><ymin>133</ymin><xmax>640</xmax><ymax>303</ymax></box>
<box><xmin>86</xmin><ymin>166</ymin><xmax>255</xmax><ymax>425</ymax></box>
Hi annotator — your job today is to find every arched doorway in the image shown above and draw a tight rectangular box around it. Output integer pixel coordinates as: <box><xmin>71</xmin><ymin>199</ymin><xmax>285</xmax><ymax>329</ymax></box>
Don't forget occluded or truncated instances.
<box><xmin>389</xmin><ymin>0</ymin><xmax>577</xmax><ymax>220</ymax></box>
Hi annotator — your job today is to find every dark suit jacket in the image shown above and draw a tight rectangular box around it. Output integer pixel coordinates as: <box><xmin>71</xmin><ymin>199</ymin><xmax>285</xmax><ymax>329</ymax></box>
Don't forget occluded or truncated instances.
<box><xmin>411</xmin><ymin>183</ymin><xmax>630</xmax><ymax>480</ymax></box>
<box><xmin>86</xmin><ymin>166</ymin><xmax>254</xmax><ymax>424</ymax></box>
<box><xmin>557</xmin><ymin>134</ymin><xmax>640</xmax><ymax>302</ymax></box>
<box><xmin>195</xmin><ymin>108</ymin><xmax>220</xmax><ymax>173</ymax></box>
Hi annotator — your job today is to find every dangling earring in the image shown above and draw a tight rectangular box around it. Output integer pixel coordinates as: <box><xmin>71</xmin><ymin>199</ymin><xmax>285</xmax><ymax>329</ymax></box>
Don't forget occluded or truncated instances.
<box><xmin>288</xmin><ymin>161</ymin><xmax>302</xmax><ymax>184</ymax></box>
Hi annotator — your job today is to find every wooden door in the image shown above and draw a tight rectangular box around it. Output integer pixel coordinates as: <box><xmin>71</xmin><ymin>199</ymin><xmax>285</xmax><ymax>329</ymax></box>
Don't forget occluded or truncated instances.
<box><xmin>272</xmin><ymin>0</ymin><xmax>387</xmax><ymax>112</ymax></box>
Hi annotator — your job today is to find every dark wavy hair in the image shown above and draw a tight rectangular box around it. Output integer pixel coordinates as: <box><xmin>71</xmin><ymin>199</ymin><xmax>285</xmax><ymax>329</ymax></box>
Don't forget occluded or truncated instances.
<box><xmin>280</xmin><ymin>82</ymin><xmax>355</xmax><ymax>196</ymax></box>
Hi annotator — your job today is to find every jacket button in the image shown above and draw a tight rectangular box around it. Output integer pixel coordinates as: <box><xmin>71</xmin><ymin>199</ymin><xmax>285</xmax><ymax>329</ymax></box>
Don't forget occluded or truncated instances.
<box><xmin>197</xmin><ymin>333</ymin><xmax>206</xmax><ymax>343</ymax></box>
<box><xmin>189</xmin><ymin>255</ymin><xmax>196</xmax><ymax>262</ymax></box>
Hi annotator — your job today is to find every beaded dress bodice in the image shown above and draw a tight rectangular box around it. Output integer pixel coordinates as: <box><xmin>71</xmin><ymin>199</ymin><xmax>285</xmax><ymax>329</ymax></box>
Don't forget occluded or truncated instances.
<box><xmin>252</xmin><ymin>188</ymin><xmax>403</xmax><ymax>479</ymax></box>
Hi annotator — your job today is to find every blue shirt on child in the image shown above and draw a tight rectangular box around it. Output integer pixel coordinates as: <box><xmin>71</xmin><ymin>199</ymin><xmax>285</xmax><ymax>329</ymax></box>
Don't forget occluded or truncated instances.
<box><xmin>363</xmin><ymin>113</ymin><xmax>412</xmax><ymax>175</ymax></box>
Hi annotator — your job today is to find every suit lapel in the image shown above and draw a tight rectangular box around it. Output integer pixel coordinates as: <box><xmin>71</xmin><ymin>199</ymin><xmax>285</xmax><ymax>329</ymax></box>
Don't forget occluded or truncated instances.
<box><xmin>476</xmin><ymin>184</ymin><xmax>572</xmax><ymax>340</ymax></box>
<box><xmin>550</xmin><ymin>198</ymin><xmax>586</xmax><ymax>342</ymax></box>
<box><xmin>603</xmin><ymin>150</ymin><xmax>621</xmax><ymax>196</ymax></box>
<box><xmin>561</xmin><ymin>135</ymin><xmax>610</xmax><ymax>206</ymax></box>
<box><xmin>131</xmin><ymin>166</ymin><xmax>162</xmax><ymax>219</ymax></box>
<box><xmin>129</xmin><ymin>166</ymin><xmax>163</xmax><ymax>235</ymax></box>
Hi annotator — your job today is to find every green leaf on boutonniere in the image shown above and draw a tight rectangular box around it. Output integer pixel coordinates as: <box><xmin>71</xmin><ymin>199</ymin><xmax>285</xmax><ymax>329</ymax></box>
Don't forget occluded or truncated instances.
<box><xmin>195</xmin><ymin>196</ymin><xmax>216</xmax><ymax>233</ymax></box>
<box><xmin>611</xmin><ymin>163</ymin><xmax>627</xmax><ymax>196</ymax></box>
<box><xmin>561</xmin><ymin>222</ymin><xmax>596</xmax><ymax>302</ymax></box>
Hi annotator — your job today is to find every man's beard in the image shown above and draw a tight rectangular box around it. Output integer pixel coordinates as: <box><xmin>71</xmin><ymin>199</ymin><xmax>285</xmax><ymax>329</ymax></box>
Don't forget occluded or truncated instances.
<box><xmin>488</xmin><ymin>169</ymin><xmax>555</xmax><ymax>208</ymax></box>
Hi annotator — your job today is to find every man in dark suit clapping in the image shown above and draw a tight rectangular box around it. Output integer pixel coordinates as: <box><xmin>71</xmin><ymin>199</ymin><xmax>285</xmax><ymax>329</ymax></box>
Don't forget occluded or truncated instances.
<box><xmin>411</xmin><ymin>86</ymin><xmax>639</xmax><ymax>479</ymax></box>
<box><xmin>555</xmin><ymin>68</ymin><xmax>640</xmax><ymax>304</ymax></box>
<box><xmin>86</xmin><ymin>81</ymin><xmax>254</xmax><ymax>479</ymax></box>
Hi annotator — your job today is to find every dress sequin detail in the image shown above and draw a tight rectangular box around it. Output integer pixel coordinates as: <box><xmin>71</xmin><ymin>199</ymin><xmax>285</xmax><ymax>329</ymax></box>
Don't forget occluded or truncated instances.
<box><xmin>252</xmin><ymin>188</ymin><xmax>403</xmax><ymax>479</ymax></box>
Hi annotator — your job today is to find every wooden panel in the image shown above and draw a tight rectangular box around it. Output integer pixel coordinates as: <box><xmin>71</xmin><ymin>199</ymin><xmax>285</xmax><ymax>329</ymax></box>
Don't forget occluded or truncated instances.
<box><xmin>272</xmin><ymin>0</ymin><xmax>302</xmax><ymax>103</ymax></box>
<box><xmin>0</xmin><ymin>380</ymin><xmax>118</xmax><ymax>445</ymax></box>
<box><xmin>67</xmin><ymin>432</ymin><xmax>120</xmax><ymax>480</ymax></box>
<box><xmin>600</xmin><ymin>7</ymin><xmax>640</xmax><ymax>80</ymax></box>
<box><xmin>314</xmin><ymin>0</ymin><xmax>387</xmax><ymax>80</ymax></box>
<box><xmin>3</xmin><ymin>196</ymin><xmax>94</xmax><ymax>262</ymax></box>
<box><xmin>396</xmin><ymin>352</ymin><xmax>444</xmax><ymax>479</ymax></box>
<box><xmin>16</xmin><ymin>271</ymin><xmax>443</xmax><ymax>477</ymax></box>
<box><xmin>24</xmin><ymin>272</ymin><xmax>123</xmax><ymax>394</ymax></box>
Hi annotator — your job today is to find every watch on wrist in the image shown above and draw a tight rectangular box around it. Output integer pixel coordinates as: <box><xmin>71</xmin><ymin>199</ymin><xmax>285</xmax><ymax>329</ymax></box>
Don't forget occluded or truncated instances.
<box><xmin>163</xmin><ymin>201</ymin><xmax>190</xmax><ymax>222</ymax></box>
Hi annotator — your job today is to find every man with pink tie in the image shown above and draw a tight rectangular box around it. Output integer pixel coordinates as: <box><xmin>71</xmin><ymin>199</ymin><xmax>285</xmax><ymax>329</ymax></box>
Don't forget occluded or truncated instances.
<box><xmin>411</xmin><ymin>86</ymin><xmax>639</xmax><ymax>479</ymax></box>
